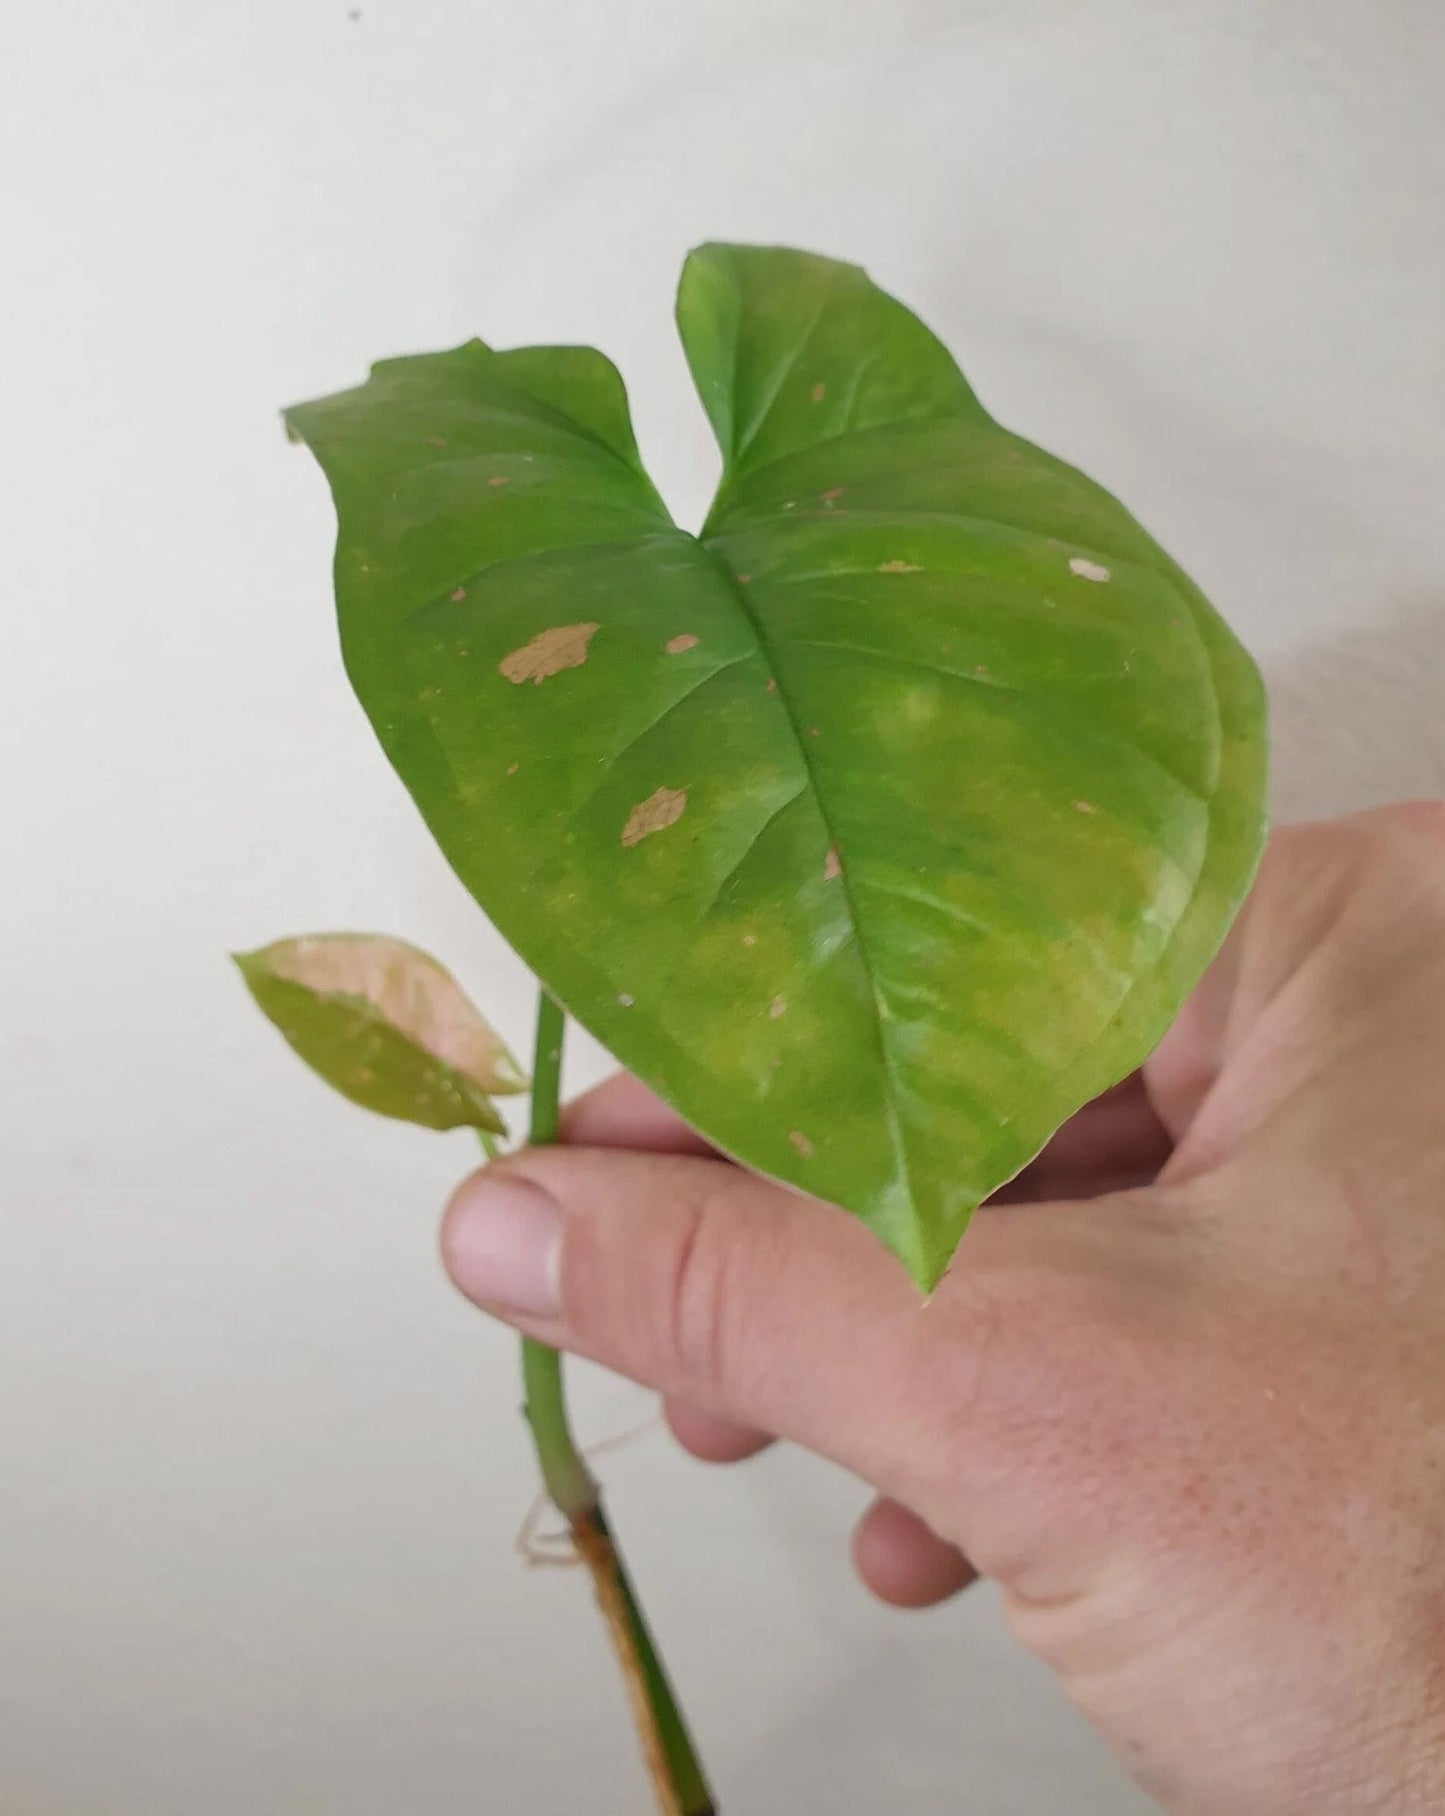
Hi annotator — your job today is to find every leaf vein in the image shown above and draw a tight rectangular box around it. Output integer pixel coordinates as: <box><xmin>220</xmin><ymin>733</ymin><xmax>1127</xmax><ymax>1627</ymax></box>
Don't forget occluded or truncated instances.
<box><xmin>401</xmin><ymin>530</ymin><xmax>684</xmax><ymax>625</ymax></box>
<box><xmin>734</xmin><ymin>285</ymin><xmax>836</xmax><ymax>464</ymax></box>
<box><xmin>566</xmin><ymin>652</ymin><xmax>760</xmax><ymax>823</ymax></box>
<box><xmin>697</xmin><ymin>548</ymin><xmax>922</xmax><ymax>1239</ymax></box>
<box><xmin>786</xmin><ymin>637</ymin><xmax>1206</xmax><ymax>804</ymax></box>
<box><xmin>696</xmin><ymin>784</ymin><xmax>812</xmax><ymax>921</ymax></box>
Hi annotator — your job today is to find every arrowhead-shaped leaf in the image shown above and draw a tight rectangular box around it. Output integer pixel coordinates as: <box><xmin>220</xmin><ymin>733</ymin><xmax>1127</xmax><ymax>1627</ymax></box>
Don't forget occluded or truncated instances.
<box><xmin>236</xmin><ymin>933</ymin><xmax>526</xmax><ymax>1134</ymax></box>
<box><xmin>283</xmin><ymin>244</ymin><xmax>1267</xmax><ymax>1287</ymax></box>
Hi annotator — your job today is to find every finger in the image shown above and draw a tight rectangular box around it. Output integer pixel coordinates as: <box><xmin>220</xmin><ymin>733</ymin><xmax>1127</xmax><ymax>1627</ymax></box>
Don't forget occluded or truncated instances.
<box><xmin>560</xmin><ymin>1072</ymin><xmax>715</xmax><ymax>1157</ymax></box>
<box><xmin>664</xmin><ymin>1398</ymin><xmax>773</xmax><ymax>1464</ymax></box>
<box><xmin>440</xmin><ymin>1142</ymin><xmax>1115</xmax><ymax>1518</ymax></box>
<box><xmin>443</xmin><ymin>1146</ymin><xmax>917</xmax><ymax>1485</ymax></box>
<box><xmin>443</xmin><ymin>1146</ymin><xmax>931</xmax><ymax>1496</ymax></box>
<box><xmin>851</xmin><ymin>1495</ymin><xmax>978</xmax><ymax>1609</ymax></box>
<box><xmin>990</xmin><ymin>1072</ymin><xmax>1172</xmax><ymax>1205</ymax></box>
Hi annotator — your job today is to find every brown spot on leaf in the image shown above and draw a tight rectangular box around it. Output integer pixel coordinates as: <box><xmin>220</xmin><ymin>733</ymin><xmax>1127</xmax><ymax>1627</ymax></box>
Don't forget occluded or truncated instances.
<box><xmin>765</xmin><ymin>678</ymin><xmax>777</xmax><ymax>694</ymax></box>
<box><xmin>878</xmin><ymin>559</ymin><xmax>920</xmax><ymax>573</ymax></box>
<box><xmin>1073</xmin><ymin>799</ymin><xmax>1098</xmax><ymax>814</ymax></box>
<box><xmin>450</xmin><ymin>586</ymin><xmax>467</xmax><ymax>602</ymax></box>
<box><xmin>487</xmin><ymin>474</ymin><xmax>510</xmax><ymax>488</ymax></box>
<box><xmin>788</xmin><ymin>1130</ymin><xmax>814</xmax><ymax>1158</ymax></box>
<box><xmin>808</xmin><ymin>726</ymin><xmax>820</xmax><ymax>738</ymax></box>
<box><xmin>820</xmin><ymin>487</ymin><xmax>844</xmax><ymax>507</ymax></box>
<box><xmin>742</xmin><ymin>933</ymin><xmax>758</xmax><ymax>948</ymax></box>
<box><xmin>823</xmin><ymin>845</ymin><xmax>841</xmax><ymax>881</ymax></box>
<box><xmin>499</xmin><ymin>621</ymin><xmax>600</xmax><ymax>685</ymax></box>
<box><xmin>428</xmin><ymin>435</ymin><xmax>447</xmax><ymax>447</ymax></box>
<box><xmin>506</xmin><ymin>763</ymin><xmax>519</xmax><ymax>776</ymax></box>
<box><xmin>664</xmin><ymin>634</ymin><xmax>699</xmax><ymax>655</ymax></box>
<box><xmin>617</xmin><ymin>993</ymin><xmax>634</xmax><ymax>1007</ymax></box>
<box><xmin>769</xmin><ymin>995</ymin><xmax>788</xmax><ymax>1019</ymax></box>
<box><xmin>736</xmin><ymin>574</ymin><xmax>753</xmax><ymax>585</ymax></box>
<box><xmin>973</xmin><ymin>664</ymin><xmax>990</xmax><ymax>678</ymax></box>
<box><xmin>621</xmin><ymin>786</ymin><xmax>687</xmax><ymax>848</ymax></box>
<box><xmin>810</xmin><ymin>382</ymin><xmax>826</xmax><ymax>403</ymax></box>
<box><xmin>1068</xmin><ymin>556</ymin><xmax>1111</xmax><ymax>583</ymax></box>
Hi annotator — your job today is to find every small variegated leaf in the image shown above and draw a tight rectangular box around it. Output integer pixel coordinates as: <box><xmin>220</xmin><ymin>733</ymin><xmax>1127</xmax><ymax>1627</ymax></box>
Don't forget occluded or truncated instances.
<box><xmin>235</xmin><ymin>933</ymin><xmax>526</xmax><ymax>1134</ymax></box>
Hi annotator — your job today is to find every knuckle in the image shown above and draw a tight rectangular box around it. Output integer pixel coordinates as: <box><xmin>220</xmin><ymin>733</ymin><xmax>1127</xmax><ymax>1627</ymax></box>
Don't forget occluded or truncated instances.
<box><xmin>929</xmin><ymin>1268</ymin><xmax>1010</xmax><ymax>1431</ymax></box>
<box><xmin>932</xmin><ymin>1212</ymin><xmax>1155</xmax><ymax>1474</ymax></box>
<box><xmin>663</xmin><ymin>1177</ymin><xmax>742</xmax><ymax>1398</ymax></box>
<box><xmin>1355</xmin><ymin>798</ymin><xmax>1445</xmax><ymax>869</ymax></box>
<box><xmin>1382</xmin><ymin>797</ymin><xmax>1445</xmax><ymax>841</ymax></box>
<box><xmin>1357</xmin><ymin>800</ymin><xmax>1445</xmax><ymax>931</ymax></box>
<box><xmin>552</xmin><ymin>1155</ymin><xmax>764</xmax><ymax>1403</ymax></box>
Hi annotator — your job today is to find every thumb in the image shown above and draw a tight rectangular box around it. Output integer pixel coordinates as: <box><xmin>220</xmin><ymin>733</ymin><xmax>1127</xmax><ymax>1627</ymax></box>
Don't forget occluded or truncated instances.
<box><xmin>440</xmin><ymin>1144</ymin><xmax>1079</xmax><ymax>1514</ymax></box>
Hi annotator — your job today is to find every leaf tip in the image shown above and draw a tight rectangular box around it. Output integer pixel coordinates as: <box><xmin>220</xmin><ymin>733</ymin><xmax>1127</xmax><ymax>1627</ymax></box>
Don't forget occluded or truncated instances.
<box><xmin>230</xmin><ymin>945</ymin><xmax>266</xmax><ymax>985</ymax></box>
<box><xmin>884</xmin><ymin>1197</ymin><xmax>977</xmax><ymax>1296</ymax></box>
<box><xmin>280</xmin><ymin>401</ymin><xmax>316</xmax><ymax>449</ymax></box>
<box><xmin>489</xmin><ymin>1052</ymin><xmax>531</xmax><ymax>1096</ymax></box>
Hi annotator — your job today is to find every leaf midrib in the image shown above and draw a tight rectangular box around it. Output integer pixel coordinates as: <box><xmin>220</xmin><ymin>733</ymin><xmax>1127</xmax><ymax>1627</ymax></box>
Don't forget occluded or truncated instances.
<box><xmin>696</xmin><ymin>538</ymin><xmax>922</xmax><ymax>1257</ymax></box>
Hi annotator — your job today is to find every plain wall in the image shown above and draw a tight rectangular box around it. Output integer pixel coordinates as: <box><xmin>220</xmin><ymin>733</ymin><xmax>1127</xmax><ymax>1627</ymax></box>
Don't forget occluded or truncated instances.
<box><xmin>3</xmin><ymin>2</ymin><xmax>1443</xmax><ymax>1811</ymax></box>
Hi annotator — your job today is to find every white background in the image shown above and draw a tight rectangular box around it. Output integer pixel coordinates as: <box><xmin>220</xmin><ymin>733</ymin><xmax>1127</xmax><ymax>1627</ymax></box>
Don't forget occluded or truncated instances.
<box><xmin>3</xmin><ymin>3</ymin><xmax>1443</xmax><ymax>1812</ymax></box>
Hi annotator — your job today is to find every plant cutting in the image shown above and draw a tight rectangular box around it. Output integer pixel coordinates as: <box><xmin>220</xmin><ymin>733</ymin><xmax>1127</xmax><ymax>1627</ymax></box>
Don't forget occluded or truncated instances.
<box><xmin>237</xmin><ymin>243</ymin><xmax>1267</xmax><ymax>1814</ymax></box>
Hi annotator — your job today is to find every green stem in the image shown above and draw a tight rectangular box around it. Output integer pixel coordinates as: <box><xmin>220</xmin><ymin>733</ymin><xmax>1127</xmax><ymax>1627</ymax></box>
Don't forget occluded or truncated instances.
<box><xmin>519</xmin><ymin>994</ymin><xmax>596</xmax><ymax>1518</ymax></box>
<box><xmin>505</xmin><ymin>991</ymin><xmax>715</xmax><ymax>1816</ymax></box>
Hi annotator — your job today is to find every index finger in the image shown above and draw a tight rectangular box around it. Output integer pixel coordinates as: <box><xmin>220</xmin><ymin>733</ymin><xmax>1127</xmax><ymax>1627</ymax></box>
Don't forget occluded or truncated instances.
<box><xmin>560</xmin><ymin>1071</ymin><xmax>717</xmax><ymax>1157</ymax></box>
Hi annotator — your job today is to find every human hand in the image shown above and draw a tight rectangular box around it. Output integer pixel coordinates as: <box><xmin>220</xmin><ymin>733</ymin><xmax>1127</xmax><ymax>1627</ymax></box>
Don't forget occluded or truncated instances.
<box><xmin>441</xmin><ymin>803</ymin><xmax>1445</xmax><ymax>1815</ymax></box>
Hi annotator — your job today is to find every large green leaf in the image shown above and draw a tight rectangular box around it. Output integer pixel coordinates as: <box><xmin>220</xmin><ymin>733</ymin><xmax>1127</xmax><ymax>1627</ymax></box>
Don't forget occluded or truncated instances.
<box><xmin>284</xmin><ymin>244</ymin><xmax>1266</xmax><ymax>1287</ymax></box>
